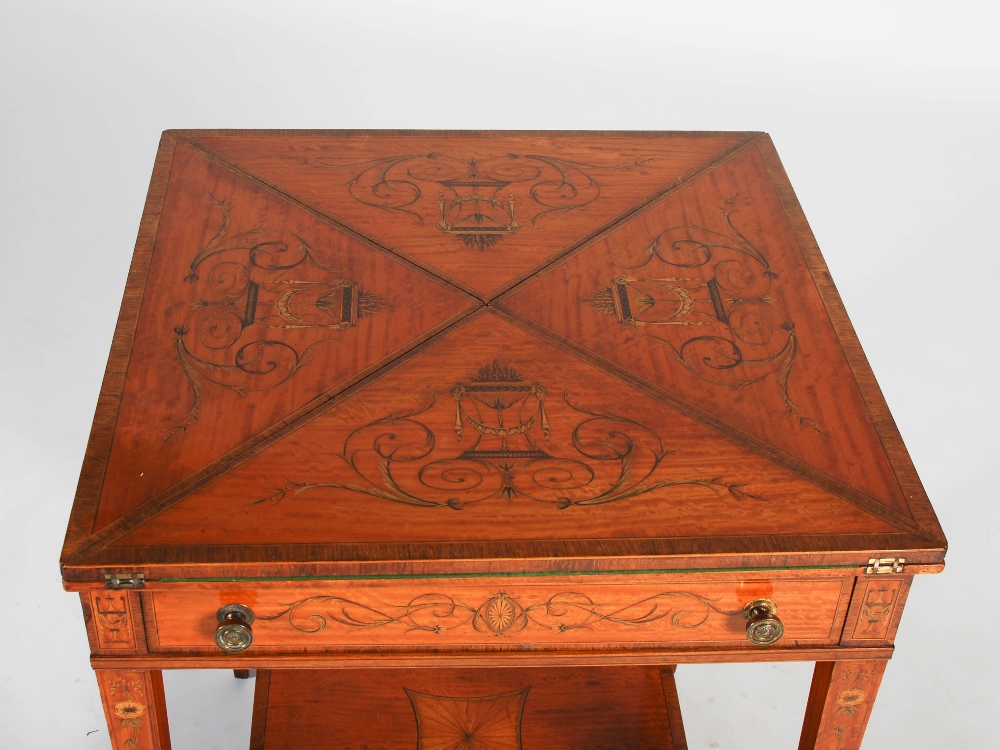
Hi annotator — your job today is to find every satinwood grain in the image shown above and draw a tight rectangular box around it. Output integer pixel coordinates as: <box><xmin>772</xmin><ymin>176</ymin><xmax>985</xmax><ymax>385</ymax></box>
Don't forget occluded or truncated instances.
<box><xmin>108</xmin><ymin>313</ymin><xmax>898</xmax><ymax>554</ymax></box>
<box><xmin>61</xmin><ymin>130</ymin><xmax>946</xmax><ymax>581</ymax></box>
<box><xmin>61</xmin><ymin>133</ymin><xmax>178</xmax><ymax>566</ymax></box>
<box><xmin>83</xmin><ymin>591</ymin><xmax>147</xmax><ymax>654</ymax></box>
<box><xmin>96</xmin><ymin>670</ymin><xmax>171</xmax><ymax>750</ymax></box>
<box><xmin>61</xmin><ymin>130</ymin><xmax>947</xmax><ymax>750</ymax></box>
<box><xmin>840</xmin><ymin>575</ymin><xmax>912</xmax><ymax>646</ymax></box>
<box><xmin>89</xmin><ymin>142</ymin><xmax>473</xmax><ymax>532</ymax></box>
<box><xmin>798</xmin><ymin>660</ymin><xmax>888</xmax><ymax>750</ymax></box>
<box><xmin>249</xmin><ymin>666</ymin><xmax>685</xmax><ymax>749</ymax></box>
<box><xmin>143</xmin><ymin>574</ymin><xmax>852</xmax><ymax>653</ymax></box>
<box><xmin>90</xmin><ymin>646</ymin><xmax>896</xmax><ymax>672</ymax></box>
<box><xmin>500</xmin><ymin>143</ymin><xmax>909</xmax><ymax>522</ymax></box>
<box><xmin>660</xmin><ymin>665</ymin><xmax>689</xmax><ymax>750</ymax></box>
<box><xmin>183</xmin><ymin>131</ymin><xmax>751</xmax><ymax>297</ymax></box>
<box><xmin>753</xmin><ymin>136</ymin><xmax>943</xmax><ymax>543</ymax></box>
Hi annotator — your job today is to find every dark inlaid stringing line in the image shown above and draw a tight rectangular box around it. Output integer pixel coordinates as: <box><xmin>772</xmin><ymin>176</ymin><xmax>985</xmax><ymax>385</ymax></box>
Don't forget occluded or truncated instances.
<box><xmin>64</xmin><ymin>308</ymin><xmax>490</xmax><ymax>563</ymax></box>
<box><xmin>66</xmin><ymin>131</ymin><xmax>940</xmax><ymax>576</ymax></box>
<box><xmin>65</xmin><ymin>131</ymin><xmax>756</xmax><ymax>555</ymax></box>
<box><xmin>248</xmin><ymin>668</ymin><xmax>271</xmax><ymax>750</ymax></box>
<box><xmin>64</xmin><ymin>134</ymin><xmax>179</xmax><ymax>550</ymax></box>
<box><xmin>492</xmin><ymin>306</ymin><xmax>933</xmax><ymax>540</ymax></box>
<box><xmin>180</xmin><ymin>131</ymin><xmax>758</xmax><ymax>303</ymax></box>
<box><xmin>71</xmin><ymin>531</ymin><xmax>937</xmax><ymax>573</ymax></box>
<box><xmin>485</xmin><ymin>134</ymin><xmax>760</xmax><ymax>300</ymax></box>
<box><xmin>69</xmin><ymin>132</ymin><xmax>504</xmax><ymax>557</ymax></box>
<box><xmin>489</xmin><ymin>137</ymin><xmax>765</xmax><ymax>310</ymax></box>
<box><xmin>171</xmin><ymin>135</ymin><xmax>485</xmax><ymax>304</ymax></box>
<box><xmin>754</xmin><ymin>135</ymin><xmax>943</xmax><ymax>543</ymax></box>
<box><xmin>169</xmin><ymin>129</ymin><xmax>766</xmax><ymax>139</ymax></box>
<box><xmin>174</xmin><ymin>134</ymin><xmax>489</xmax><ymax>303</ymax></box>
<box><xmin>489</xmin><ymin>133</ymin><xmax>932</xmax><ymax>537</ymax></box>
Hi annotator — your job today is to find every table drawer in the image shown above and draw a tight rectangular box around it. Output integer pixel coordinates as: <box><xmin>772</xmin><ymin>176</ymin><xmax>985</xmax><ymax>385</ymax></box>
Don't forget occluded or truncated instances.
<box><xmin>145</xmin><ymin>575</ymin><xmax>853</xmax><ymax>654</ymax></box>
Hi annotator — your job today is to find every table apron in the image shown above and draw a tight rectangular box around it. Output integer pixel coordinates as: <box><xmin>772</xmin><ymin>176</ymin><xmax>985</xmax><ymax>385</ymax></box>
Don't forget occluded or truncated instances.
<box><xmin>91</xmin><ymin>645</ymin><xmax>894</xmax><ymax>670</ymax></box>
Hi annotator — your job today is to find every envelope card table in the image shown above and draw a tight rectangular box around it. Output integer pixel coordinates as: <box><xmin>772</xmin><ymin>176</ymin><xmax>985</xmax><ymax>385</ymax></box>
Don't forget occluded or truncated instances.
<box><xmin>61</xmin><ymin>130</ymin><xmax>946</xmax><ymax>750</ymax></box>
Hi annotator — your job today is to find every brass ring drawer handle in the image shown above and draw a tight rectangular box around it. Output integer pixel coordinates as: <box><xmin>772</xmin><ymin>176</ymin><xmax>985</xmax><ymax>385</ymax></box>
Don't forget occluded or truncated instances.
<box><xmin>743</xmin><ymin>598</ymin><xmax>784</xmax><ymax>645</ymax></box>
<box><xmin>215</xmin><ymin>604</ymin><xmax>255</xmax><ymax>652</ymax></box>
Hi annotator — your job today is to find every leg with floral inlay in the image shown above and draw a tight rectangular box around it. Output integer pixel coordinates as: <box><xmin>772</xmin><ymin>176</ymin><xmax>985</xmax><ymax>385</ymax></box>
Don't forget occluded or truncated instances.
<box><xmin>798</xmin><ymin>660</ymin><xmax>888</xmax><ymax>750</ymax></box>
<box><xmin>96</xmin><ymin>669</ymin><xmax>171</xmax><ymax>749</ymax></box>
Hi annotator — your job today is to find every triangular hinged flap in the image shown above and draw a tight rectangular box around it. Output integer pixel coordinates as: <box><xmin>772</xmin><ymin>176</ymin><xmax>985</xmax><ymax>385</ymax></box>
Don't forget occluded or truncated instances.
<box><xmin>108</xmin><ymin>313</ymin><xmax>899</xmax><ymax>553</ymax></box>
<box><xmin>88</xmin><ymin>142</ymin><xmax>474</xmax><ymax>532</ymax></box>
<box><xmin>501</xmin><ymin>143</ymin><xmax>914</xmax><ymax>523</ymax></box>
<box><xmin>182</xmin><ymin>132</ymin><xmax>751</xmax><ymax>296</ymax></box>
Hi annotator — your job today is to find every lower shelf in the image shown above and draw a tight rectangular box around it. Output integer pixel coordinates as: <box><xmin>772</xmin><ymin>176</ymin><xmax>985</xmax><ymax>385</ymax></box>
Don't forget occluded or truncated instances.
<box><xmin>250</xmin><ymin>665</ymin><xmax>687</xmax><ymax>749</ymax></box>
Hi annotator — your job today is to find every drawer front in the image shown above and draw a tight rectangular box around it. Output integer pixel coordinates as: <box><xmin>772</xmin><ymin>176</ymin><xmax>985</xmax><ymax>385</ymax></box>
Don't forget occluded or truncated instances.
<box><xmin>146</xmin><ymin>575</ymin><xmax>853</xmax><ymax>653</ymax></box>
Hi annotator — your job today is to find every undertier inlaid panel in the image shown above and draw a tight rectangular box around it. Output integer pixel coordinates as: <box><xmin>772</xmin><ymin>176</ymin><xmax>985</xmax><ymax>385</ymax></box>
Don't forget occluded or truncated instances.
<box><xmin>251</xmin><ymin>666</ymin><xmax>684</xmax><ymax>749</ymax></box>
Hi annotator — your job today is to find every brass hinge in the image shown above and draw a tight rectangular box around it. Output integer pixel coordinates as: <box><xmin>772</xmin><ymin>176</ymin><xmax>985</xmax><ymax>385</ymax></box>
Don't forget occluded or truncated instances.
<box><xmin>865</xmin><ymin>557</ymin><xmax>905</xmax><ymax>574</ymax></box>
<box><xmin>104</xmin><ymin>573</ymin><xmax>146</xmax><ymax>590</ymax></box>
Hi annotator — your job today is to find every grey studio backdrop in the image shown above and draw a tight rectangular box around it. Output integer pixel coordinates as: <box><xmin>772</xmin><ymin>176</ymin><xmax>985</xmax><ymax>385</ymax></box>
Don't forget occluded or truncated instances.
<box><xmin>1</xmin><ymin>2</ymin><xmax>996</xmax><ymax>747</ymax></box>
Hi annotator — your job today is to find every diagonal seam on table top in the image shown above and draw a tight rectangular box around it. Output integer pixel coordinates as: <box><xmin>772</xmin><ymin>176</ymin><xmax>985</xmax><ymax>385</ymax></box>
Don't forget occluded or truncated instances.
<box><xmin>67</xmin><ymin>303</ymin><xmax>932</xmax><ymax>567</ymax></box>
<box><xmin>64</xmin><ymin>132</ymin><xmax>938</xmax><ymax>566</ymax></box>
<box><xmin>491</xmin><ymin>305</ymin><xmax>934</xmax><ymax>541</ymax></box>
<box><xmin>170</xmin><ymin>137</ymin><xmax>484</xmax><ymax>307</ymax></box>
<box><xmin>488</xmin><ymin>132</ymin><xmax>939</xmax><ymax>544</ymax></box>
<box><xmin>752</xmin><ymin>135</ymin><xmax>944</xmax><ymax>544</ymax></box>
<box><xmin>175</xmin><ymin>130</ymin><xmax>762</xmax><ymax>303</ymax></box>
<box><xmin>63</xmin><ymin>308</ymin><xmax>492</xmax><ymax>565</ymax></box>
<box><xmin>75</xmin><ymin>138</ymin><xmax>483</xmax><ymax>543</ymax></box>
<box><xmin>64</xmin><ymin>135</ymin><xmax>760</xmax><ymax>565</ymax></box>
<box><xmin>61</xmin><ymin>133</ymin><xmax>180</xmax><ymax>564</ymax></box>
<box><xmin>62</xmin><ymin>131</ymin><xmax>482</xmax><ymax>557</ymax></box>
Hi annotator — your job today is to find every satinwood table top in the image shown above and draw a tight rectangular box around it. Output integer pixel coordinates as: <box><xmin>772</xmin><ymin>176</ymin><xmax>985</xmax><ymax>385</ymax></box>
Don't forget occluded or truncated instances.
<box><xmin>60</xmin><ymin>130</ymin><xmax>946</xmax><ymax>584</ymax></box>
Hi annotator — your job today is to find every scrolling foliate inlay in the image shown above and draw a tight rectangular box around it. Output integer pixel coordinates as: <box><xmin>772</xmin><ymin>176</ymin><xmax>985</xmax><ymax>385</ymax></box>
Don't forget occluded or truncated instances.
<box><xmin>106</xmin><ymin>676</ymin><xmax>148</xmax><ymax>749</ymax></box>
<box><xmin>831</xmin><ymin>666</ymin><xmax>879</xmax><ymax>750</ymax></box>
<box><xmin>588</xmin><ymin>197</ymin><xmax>823</xmax><ymax>435</ymax></box>
<box><xmin>258</xmin><ymin>589</ymin><xmax>740</xmax><ymax>637</ymax></box>
<box><xmin>859</xmin><ymin>586</ymin><xmax>896</xmax><ymax>635</ymax></box>
<box><xmin>92</xmin><ymin>593</ymin><xmax>133</xmax><ymax>648</ymax></box>
<box><xmin>851</xmin><ymin>579</ymin><xmax>904</xmax><ymax>640</ymax></box>
<box><xmin>293</xmin><ymin>153</ymin><xmax>650</xmax><ymax>250</ymax></box>
<box><xmin>168</xmin><ymin>197</ymin><xmax>387</xmax><ymax>439</ymax></box>
<box><xmin>254</xmin><ymin>360</ymin><xmax>766</xmax><ymax>510</ymax></box>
